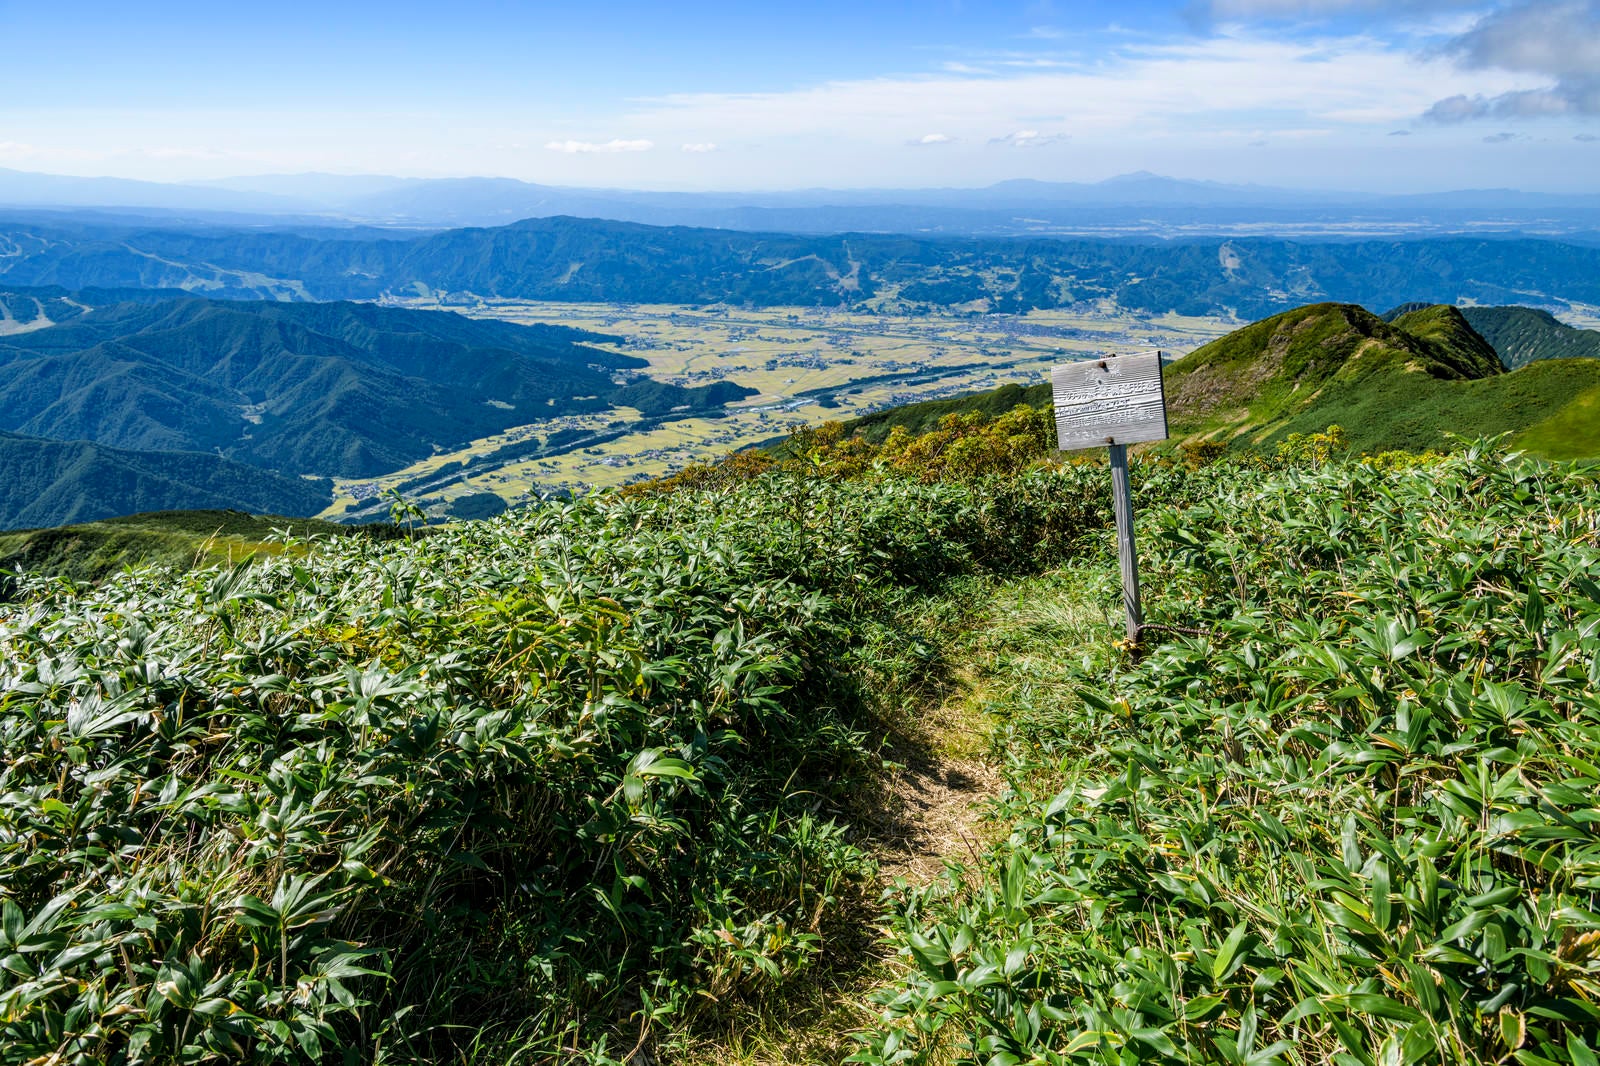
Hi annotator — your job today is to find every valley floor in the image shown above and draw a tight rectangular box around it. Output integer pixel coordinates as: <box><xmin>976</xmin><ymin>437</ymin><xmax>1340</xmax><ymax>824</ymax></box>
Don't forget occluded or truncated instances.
<box><xmin>323</xmin><ymin>301</ymin><xmax>1232</xmax><ymax>520</ymax></box>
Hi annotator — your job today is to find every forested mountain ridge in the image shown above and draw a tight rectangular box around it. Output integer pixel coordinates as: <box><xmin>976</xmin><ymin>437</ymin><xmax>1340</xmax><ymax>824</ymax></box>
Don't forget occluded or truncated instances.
<box><xmin>1461</xmin><ymin>305</ymin><xmax>1600</xmax><ymax>367</ymax></box>
<box><xmin>0</xmin><ymin>292</ymin><xmax>760</xmax><ymax>528</ymax></box>
<box><xmin>5</xmin><ymin>215</ymin><xmax>1600</xmax><ymax>318</ymax></box>
<box><xmin>0</xmin><ymin>296</ymin><xmax>643</xmax><ymax>478</ymax></box>
<box><xmin>0</xmin><ymin>429</ymin><xmax>332</xmax><ymax>530</ymax></box>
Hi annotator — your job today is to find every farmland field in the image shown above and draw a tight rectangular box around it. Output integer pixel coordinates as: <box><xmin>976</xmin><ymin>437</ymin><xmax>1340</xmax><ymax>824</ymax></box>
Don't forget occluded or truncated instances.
<box><xmin>320</xmin><ymin>301</ymin><xmax>1232</xmax><ymax>519</ymax></box>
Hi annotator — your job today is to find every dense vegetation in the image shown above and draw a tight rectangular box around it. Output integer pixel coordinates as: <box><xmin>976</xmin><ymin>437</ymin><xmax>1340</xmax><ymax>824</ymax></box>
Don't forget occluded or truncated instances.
<box><xmin>0</xmin><ymin>459</ymin><xmax>1108</xmax><ymax>1064</ymax></box>
<box><xmin>5</xmin><ymin>383</ymin><xmax>1600</xmax><ymax>1064</ymax></box>
<box><xmin>854</xmin><ymin>445</ymin><xmax>1600</xmax><ymax>1066</ymax></box>
<box><xmin>842</xmin><ymin>383</ymin><xmax>1054</xmax><ymax>444</ymax></box>
<box><xmin>5</xmin><ymin>217</ymin><xmax>1600</xmax><ymax>317</ymax></box>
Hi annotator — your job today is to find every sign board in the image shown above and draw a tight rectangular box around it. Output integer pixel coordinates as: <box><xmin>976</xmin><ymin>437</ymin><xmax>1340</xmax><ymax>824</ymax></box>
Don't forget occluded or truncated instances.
<box><xmin>1047</xmin><ymin>351</ymin><xmax>1168</xmax><ymax>645</ymax></box>
<box><xmin>1050</xmin><ymin>350</ymin><xmax>1168</xmax><ymax>452</ymax></box>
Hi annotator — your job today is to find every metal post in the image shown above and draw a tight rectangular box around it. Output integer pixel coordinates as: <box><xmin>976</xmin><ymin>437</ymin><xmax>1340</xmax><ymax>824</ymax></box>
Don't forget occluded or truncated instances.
<box><xmin>1108</xmin><ymin>443</ymin><xmax>1142</xmax><ymax>643</ymax></box>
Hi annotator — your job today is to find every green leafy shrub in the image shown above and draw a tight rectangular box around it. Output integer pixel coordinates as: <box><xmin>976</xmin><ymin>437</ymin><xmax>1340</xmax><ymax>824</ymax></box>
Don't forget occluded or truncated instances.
<box><xmin>0</xmin><ymin>467</ymin><xmax>1109</xmax><ymax>1063</ymax></box>
<box><xmin>855</xmin><ymin>446</ymin><xmax>1600</xmax><ymax>1065</ymax></box>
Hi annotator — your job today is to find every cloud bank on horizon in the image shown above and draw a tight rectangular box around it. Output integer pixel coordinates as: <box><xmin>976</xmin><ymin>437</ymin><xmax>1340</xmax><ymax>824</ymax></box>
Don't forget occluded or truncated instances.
<box><xmin>0</xmin><ymin>0</ymin><xmax>1593</xmax><ymax>192</ymax></box>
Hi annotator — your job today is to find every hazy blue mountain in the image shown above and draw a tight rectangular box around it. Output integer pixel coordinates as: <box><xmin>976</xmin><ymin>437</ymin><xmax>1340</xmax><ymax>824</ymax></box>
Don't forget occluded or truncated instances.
<box><xmin>0</xmin><ymin>429</ymin><xmax>333</xmax><ymax>531</ymax></box>
<box><xmin>0</xmin><ymin>167</ymin><xmax>315</xmax><ymax>215</ymax></box>
<box><xmin>0</xmin><ymin>296</ymin><xmax>646</xmax><ymax>477</ymax></box>
<box><xmin>6</xmin><ymin>166</ymin><xmax>1600</xmax><ymax>236</ymax></box>
<box><xmin>7</xmin><ymin>215</ymin><xmax>1600</xmax><ymax>320</ymax></box>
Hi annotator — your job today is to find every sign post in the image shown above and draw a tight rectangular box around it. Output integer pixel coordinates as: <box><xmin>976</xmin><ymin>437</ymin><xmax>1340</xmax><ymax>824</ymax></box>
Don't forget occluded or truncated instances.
<box><xmin>1049</xmin><ymin>351</ymin><xmax>1168</xmax><ymax>643</ymax></box>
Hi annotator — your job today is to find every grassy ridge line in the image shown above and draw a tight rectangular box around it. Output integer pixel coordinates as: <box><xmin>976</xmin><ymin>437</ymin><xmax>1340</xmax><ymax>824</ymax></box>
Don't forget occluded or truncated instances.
<box><xmin>838</xmin><ymin>303</ymin><xmax>1600</xmax><ymax>460</ymax></box>
<box><xmin>854</xmin><ymin>448</ymin><xmax>1600</xmax><ymax>1065</ymax></box>
<box><xmin>0</xmin><ymin>467</ymin><xmax>1111</xmax><ymax>1063</ymax></box>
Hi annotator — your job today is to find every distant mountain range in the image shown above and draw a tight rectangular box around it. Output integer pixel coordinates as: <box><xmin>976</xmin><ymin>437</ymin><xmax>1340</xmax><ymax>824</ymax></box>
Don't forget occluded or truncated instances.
<box><xmin>3</xmin><ymin>166</ymin><xmax>1600</xmax><ymax>237</ymax></box>
<box><xmin>4</xmin><ymin>215</ymin><xmax>1600</xmax><ymax>321</ymax></box>
<box><xmin>0</xmin><ymin>291</ymin><xmax>757</xmax><ymax>529</ymax></box>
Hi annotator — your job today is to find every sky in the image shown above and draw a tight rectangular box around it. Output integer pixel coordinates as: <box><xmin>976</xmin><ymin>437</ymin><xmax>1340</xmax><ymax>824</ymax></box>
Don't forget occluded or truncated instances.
<box><xmin>0</xmin><ymin>0</ymin><xmax>1596</xmax><ymax>193</ymax></box>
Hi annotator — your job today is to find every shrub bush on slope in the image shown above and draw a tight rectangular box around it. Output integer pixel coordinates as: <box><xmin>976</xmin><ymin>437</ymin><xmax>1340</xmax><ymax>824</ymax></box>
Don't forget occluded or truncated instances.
<box><xmin>855</xmin><ymin>447</ymin><xmax>1600</xmax><ymax>1066</ymax></box>
<box><xmin>0</xmin><ymin>468</ymin><xmax>1106</xmax><ymax>1063</ymax></box>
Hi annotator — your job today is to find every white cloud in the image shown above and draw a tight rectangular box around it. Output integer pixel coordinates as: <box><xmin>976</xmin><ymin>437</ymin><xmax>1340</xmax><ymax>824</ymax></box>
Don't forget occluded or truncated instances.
<box><xmin>1206</xmin><ymin>0</ymin><xmax>1477</xmax><ymax>16</ymax></box>
<box><xmin>1425</xmin><ymin>1</ymin><xmax>1600</xmax><ymax>120</ymax></box>
<box><xmin>543</xmin><ymin>138</ymin><xmax>655</xmax><ymax>153</ymax></box>
<box><xmin>990</xmin><ymin>128</ymin><xmax>1067</xmax><ymax>147</ymax></box>
<box><xmin>680</xmin><ymin>142</ymin><xmax>718</xmax><ymax>152</ymax></box>
<box><xmin>622</xmin><ymin>32</ymin><xmax>1527</xmax><ymax>147</ymax></box>
<box><xmin>910</xmin><ymin>132</ymin><xmax>952</xmax><ymax>145</ymax></box>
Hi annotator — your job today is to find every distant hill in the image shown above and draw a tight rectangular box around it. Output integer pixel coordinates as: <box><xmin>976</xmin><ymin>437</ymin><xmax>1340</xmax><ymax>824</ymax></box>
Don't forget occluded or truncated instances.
<box><xmin>0</xmin><ymin>294</ymin><xmax>749</xmax><ymax>479</ymax></box>
<box><xmin>1381</xmin><ymin>302</ymin><xmax>1600</xmax><ymax>369</ymax></box>
<box><xmin>5</xmin><ymin>215</ymin><xmax>1600</xmax><ymax>319</ymax></box>
<box><xmin>0</xmin><ymin>430</ymin><xmax>333</xmax><ymax>530</ymax></box>
<box><xmin>6</xmin><ymin>165</ymin><xmax>1600</xmax><ymax>235</ymax></box>
<box><xmin>1461</xmin><ymin>306</ymin><xmax>1600</xmax><ymax>368</ymax></box>
<box><xmin>1164</xmin><ymin>303</ymin><xmax>1600</xmax><ymax>457</ymax></box>
<box><xmin>846</xmin><ymin>303</ymin><xmax>1600</xmax><ymax>461</ymax></box>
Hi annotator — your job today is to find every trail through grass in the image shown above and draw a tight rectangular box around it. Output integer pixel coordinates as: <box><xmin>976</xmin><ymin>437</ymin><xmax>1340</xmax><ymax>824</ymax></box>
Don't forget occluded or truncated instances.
<box><xmin>852</xmin><ymin>446</ymin><xmax>1600</xmax><ymax>1066</ymax></box>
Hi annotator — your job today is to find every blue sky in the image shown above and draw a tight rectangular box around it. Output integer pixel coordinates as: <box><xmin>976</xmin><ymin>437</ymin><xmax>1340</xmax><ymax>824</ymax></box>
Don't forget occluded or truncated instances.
<box><xmin>0</xmin><ymin>0</ymin><xmax>1596</xmax><ymax>191</ymax></box>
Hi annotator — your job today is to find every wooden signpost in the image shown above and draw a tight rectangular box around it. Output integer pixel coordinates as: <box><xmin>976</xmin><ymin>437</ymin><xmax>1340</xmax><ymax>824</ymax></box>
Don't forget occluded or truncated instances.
<box><xmin>1049</xmin><ymin>350</ymin><xmax>1168</xmax><ymax>642</ymax></box>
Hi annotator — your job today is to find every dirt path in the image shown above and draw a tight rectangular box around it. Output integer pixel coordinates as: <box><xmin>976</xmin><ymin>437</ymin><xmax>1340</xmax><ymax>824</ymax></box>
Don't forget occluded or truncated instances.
<box><xmin>861</xmin><ymin>660</ymin><xmax>1003</xmax><ymax>885</ymax></box>
<box><xmin>872</xmin><ymin>747</ymin><xmax>1000</xmax><ymax>883</ymax></box>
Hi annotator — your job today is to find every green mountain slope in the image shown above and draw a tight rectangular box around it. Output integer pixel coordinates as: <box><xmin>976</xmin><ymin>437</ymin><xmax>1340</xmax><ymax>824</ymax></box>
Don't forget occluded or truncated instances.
<box><xmin>836</xmin><ymin>302</ymin><xmax>1600</xmax><ymax>460</ymax></box>
<box><xmin>0</xmin><ymin>509</ymin><xmax>403</xmax><ymax>585</ymax></box>
<box><xmin>1385</xmin><ymin>304</ymin><xmax>1504</xmax><ymax>377</ymax></box>
<box><xmin>0</xmin><ymin>429</ymin><xmax>333</xmax><ymax>530</ymax></box>
<box><xmin>1461</xmin><ymin>305</ymin><xmax>1600</xmax><ymax>368</ymax></box>
<box><xmin>1165</xmin><ymin>302</ymin><xmax>1600</xmax><ymax>456</ymax></box>
<box><xmin>0</xmin><ymin>295</ymin><xmax>754</xmax><ymax>481</ymax></box>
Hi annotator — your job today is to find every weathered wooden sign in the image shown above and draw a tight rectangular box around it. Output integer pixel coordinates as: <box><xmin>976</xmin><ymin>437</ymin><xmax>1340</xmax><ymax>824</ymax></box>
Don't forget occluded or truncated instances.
<box><xmin>1049</xmin><ymin>351</ymin><xmax>1168</xmax><ymax>644</ymax></box>
<box><xmin>1049</xmin><ymin>350</ymin><xmax>1168</xmax><ymax>452</ymax></box>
